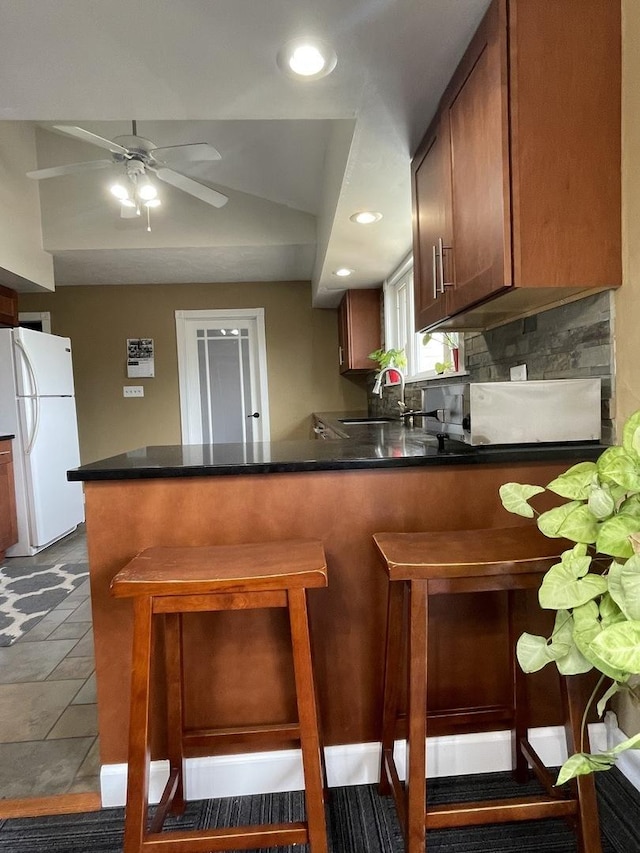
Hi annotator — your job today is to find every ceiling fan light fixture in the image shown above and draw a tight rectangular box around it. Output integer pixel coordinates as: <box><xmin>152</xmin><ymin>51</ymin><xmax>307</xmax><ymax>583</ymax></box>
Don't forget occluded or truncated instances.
<box><xmin>120</xmin><ymin>197</ymin><xmax>136</xmax><ymax>208</ymax></box>
<box><xmin>144</xmin><ymin>198</ymin><xmax>161</xmax><ymax>208</ymax></box>
<box><xmin>277</xmin><ymin>38</ymin><xmax>337</xmax><ymax>80</ymax></box>
<box><xmin>110</xmin><ymin>182</ymin><xmax>130</xmax><ymax>200</ymax></box>
<box><xmin>137</xmin><ymin>181</ymin><xmax>158</xmax><ymax>201</ymax></box>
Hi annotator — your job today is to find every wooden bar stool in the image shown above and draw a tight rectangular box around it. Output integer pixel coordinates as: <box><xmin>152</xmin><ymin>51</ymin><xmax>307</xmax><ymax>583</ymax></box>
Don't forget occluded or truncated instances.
<box><xmin>110</xmin><ymin>538</ymin><xmax>329</xmax><ymax>853</ymax></box>
<box><xmin>373</xmin><ymin>527</ymin><xmax>602</xmax><ymax>853</ymax></box>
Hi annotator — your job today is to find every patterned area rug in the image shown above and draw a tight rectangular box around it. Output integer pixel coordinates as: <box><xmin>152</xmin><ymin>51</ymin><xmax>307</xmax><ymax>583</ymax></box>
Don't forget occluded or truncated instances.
<box><xmin>0</xmin><ymin>562</ymin><xmax>88</xmax><ymax>646</ymax></box>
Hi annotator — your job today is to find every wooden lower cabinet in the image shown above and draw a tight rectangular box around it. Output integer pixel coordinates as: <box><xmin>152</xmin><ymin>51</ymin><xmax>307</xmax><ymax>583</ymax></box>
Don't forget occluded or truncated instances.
<box><xmin>412</xmin><ymin>0</ymin><xmax>621</xmax><ymax>332</ymax></box>
<box><xmin>0</xmin><ymin>440</ymin><xmax>18</xmax><ymax>558</ymax></box>
<box><xmin>85</xmin><ymin>460</ymin><xmax>576</xmax><ymax>767</ymax></box>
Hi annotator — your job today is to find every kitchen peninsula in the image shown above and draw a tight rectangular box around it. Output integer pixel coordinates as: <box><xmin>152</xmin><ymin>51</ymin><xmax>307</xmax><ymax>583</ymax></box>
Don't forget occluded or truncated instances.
<box><xmin>69</xmin><ymin>421</ymin><xmax>605</xmax><ymax>790</ymax></box>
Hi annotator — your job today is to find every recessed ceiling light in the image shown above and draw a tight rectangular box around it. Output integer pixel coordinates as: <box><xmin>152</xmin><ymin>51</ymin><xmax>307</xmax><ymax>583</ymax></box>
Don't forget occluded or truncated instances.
<box><xmin>350</xmin><ymin>211</ymin><xmax>383</xmax><ymax>225</ymax></box>
<box><xmin>333</xmin><ymin>268</ymin><xmax>354</xmax><ymax>277</ymax></box>
<box><xmin>277</xmin><ymin>38</ymin><xmax>337</xmax><ymax>80</ymax></box>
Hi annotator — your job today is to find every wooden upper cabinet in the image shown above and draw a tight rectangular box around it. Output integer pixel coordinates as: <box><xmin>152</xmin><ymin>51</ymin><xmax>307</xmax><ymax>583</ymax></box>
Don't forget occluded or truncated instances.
<box><xmin>412</xmin><ymin>0</ymin><xmax>621</xmax><ymax>333</ymax></box>
<box><xmin>337</xmin><ymin>289</ymin><xmax>381</xmax><ymax>373</ymax></box>
<box><xmin>412</xmin><ymin>113</ymin><xmax>454</xmax><ymax>332</ymax></box>
<box><xmin>0</xmin><ymin>285</ymin><xmax>18</xmax><ymax>328</ymax></box>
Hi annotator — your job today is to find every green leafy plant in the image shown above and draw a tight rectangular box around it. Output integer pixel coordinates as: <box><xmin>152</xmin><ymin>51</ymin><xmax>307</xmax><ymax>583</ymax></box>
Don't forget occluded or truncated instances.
<box><xmin>500</xmin><ymin>409</ymin><xmax>640</xmax><ymax>784</ymax></box>
<box><xmin>367</xmin><ymin>348</ymin><xmax>407</xmax><ymax>371</ymax></box>
<box><xmin>422</xmin><ymin>331</ymin><xmax>459</xmax><ymax>374</ymax></box>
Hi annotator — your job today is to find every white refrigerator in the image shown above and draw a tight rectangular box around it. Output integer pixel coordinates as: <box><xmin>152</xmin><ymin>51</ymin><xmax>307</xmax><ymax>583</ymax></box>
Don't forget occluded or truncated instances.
<box><xmin>0</xmin><ymin>327</ymin><xmax>84</xmax><ymax>557</ymax></box>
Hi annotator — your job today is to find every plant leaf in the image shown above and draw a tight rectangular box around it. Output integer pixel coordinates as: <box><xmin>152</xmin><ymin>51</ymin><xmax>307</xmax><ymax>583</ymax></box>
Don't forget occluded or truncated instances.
<box><xmin>556</xmin><ymin>752</ymin><xmax>617</xmax><ymax>785</ymax></box>
<box><xmin>622</xmin><ymin>410</ymin><xmax>640</xmax><ymax>459</ymax></box>
<box><xmin>538</xmin><ymin>503</ymin><xmax>598</xmax><ymax>543</ymax></box>
<box><xmin>596</xmin><ymin>515</ymin><xmax>640</xmax><ymax>558</ymax></box>
<box><xmin>597</xmin><ymin>450</ymin><xmax>640</xmax><ymax>491</ymax></box>
<box><xmin>499</xmin><ymin>483</ymin><xmax>544</xmax><ymax>518</ymax></box>
<box><xmin>572</xmin><ymin>601</ymin><xmax>628</xmax><ymax>681</ymax></box>
<box><xmin>597</xmin><ymin>681</ymin><xmax>622</xmax><ymax>717</ymax></box>
<box><xmin>590</xmin><ymin>621</ymin><xmax>640</xmax><ymax>673</ymax></box>
<box><xmin>588</xmin><ymin>486</ymin><xmax>616</xmax><ymax>520</ymax></box>
<box><xmin>620</xmin><ymin>555</ymin><xmax>640</xmax><ymax>620</ymax></box>
<box><xmin>546</xmin><ymin>462</ymin><xmax>598</xmax><ymax>500</ymax></box>
<box><xmin>599</xmin><ymin>591</ymin><xmax>625</xmax><ymax>627</ymax></box>
<box><xmin>516</xmin><ymin>632</ymin><xmax>555</xmax><ymax>673</ymax></box>
<box><xmin>538</xmin><ymin>564</ymin><xmax>607</xmax><ymax>610</ymax></box>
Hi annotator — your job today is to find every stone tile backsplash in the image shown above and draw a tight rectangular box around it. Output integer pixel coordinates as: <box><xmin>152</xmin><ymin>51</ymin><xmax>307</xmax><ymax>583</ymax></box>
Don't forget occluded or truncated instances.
<box><xmin>370</xmin><ymin>291</ymin><xmax>614</xmax><ymax>443</ymax></box>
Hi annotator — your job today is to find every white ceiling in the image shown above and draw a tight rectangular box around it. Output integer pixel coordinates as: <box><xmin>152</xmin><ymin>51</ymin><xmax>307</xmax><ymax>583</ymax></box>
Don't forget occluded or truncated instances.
<box><xmin>0</xmin><ymin>0</ymin><xmax>491</xmax><ymax>306</ymax></box>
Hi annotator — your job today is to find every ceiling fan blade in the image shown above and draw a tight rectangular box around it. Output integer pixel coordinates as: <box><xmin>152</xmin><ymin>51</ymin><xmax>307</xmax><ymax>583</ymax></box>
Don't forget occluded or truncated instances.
<box><xmin>53</xmin><ymin>125</ymin><xmax>131</xmax><ymax>155</ymax></box>
<box><xmin>155</xmin><ymin>168</ymin><xmax>228</xmax><ymax>208</ymax></box>
<box><xmin>151</xmin><ymin>143</ymin><xmax>221</xmax><ymax>163</ymax></box>
<box><xmin>26</xmin><ymin>159</ymin><xmax>113</xmax><ymax>180</ymax></box>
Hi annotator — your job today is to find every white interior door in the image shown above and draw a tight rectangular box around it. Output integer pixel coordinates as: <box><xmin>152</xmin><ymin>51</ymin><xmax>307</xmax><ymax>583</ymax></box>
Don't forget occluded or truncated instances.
<box><xmin>176</xmin><ymin>309</ymin><xmax>270</xmax><ymax>444</ymax></box>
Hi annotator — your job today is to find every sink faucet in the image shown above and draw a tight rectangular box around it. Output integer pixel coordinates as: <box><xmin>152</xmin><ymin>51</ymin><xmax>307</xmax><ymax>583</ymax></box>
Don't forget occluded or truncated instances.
<box><xmin>372</xmin><ymin>366</ymin><xmax>405</xmax><ymax>407</ymax></box>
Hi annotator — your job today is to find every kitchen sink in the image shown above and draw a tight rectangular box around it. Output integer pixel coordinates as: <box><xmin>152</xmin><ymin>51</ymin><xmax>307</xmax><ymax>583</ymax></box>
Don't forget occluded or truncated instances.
<box><xmin>339</xmin><ymin>417</ymin><xmax>396</xmax><ymax>425</ymax></box>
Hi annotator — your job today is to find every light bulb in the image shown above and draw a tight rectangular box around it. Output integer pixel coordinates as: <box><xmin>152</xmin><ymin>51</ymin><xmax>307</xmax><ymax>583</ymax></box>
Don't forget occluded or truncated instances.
<box><xmin>138</xmin><ymin>182</ymin><xmax>157</xmax><ymax>201</ymax></box>
<box><xmin>120</xmin><ymin>198</ymin><xmax>136</xmax><ymax>208</ymax></box>
<box><xmin>350</xmin><ymin>211</ymin><xmax>382</xmax><ymax>225</ymax></box>
<box><xmin>110</xmin><ymin>182</ymin><xmax>129</xmax><ymax>200</ymax></box>
<box><xmin>144</xmin><ymin>198</ymin><xmax>161</xmax><ymax>208</ymax></box>
<box><xmin>289</xmin><ymin>45</ymin><xmax>326</xmax><ymax>76</ymax></box>
<box><xmin>334</xmin><ymin>267</ymin><xmax>354</xmax><ymax>277</ymax></box>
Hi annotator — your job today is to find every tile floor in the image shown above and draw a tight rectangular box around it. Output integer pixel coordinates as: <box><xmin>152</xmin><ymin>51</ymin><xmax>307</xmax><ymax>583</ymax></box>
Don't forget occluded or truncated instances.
<box><xmin>0</xmin><ymin>525</ymin><xmax>100</xmax><ymax>799</ymax></box>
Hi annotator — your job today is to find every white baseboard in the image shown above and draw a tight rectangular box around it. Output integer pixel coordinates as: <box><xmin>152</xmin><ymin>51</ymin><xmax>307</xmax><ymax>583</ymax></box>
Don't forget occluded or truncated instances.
<box><xmin>100</xmin><ymin>722</ymin><xmax>606</xmax><ymax>808</ymax></box>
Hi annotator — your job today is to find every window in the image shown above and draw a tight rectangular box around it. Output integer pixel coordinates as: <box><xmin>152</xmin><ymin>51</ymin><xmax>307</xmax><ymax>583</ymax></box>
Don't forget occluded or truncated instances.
<box><xmin>383</xmin><ymin>256</ymin><xmax>463</xmax><ymax>380</ymax></box>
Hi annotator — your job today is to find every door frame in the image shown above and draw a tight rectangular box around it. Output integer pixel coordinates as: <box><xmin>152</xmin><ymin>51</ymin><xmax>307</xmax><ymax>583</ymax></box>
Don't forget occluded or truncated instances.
<box><xmin>175</xmin><ymin>308</ymin><xmax>271</xmax><ymax>444</ymax></box>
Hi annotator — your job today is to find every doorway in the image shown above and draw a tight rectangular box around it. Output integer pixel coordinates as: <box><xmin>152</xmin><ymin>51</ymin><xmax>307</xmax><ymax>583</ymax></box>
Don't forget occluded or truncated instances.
<box><xmin>175</xmin><ymin>309</ymin><xmax>270</xmax><ymax>444</ymax></box>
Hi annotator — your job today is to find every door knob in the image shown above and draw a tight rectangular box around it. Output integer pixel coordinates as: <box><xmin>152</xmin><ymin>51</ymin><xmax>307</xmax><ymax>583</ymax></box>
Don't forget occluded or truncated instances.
<box><xmin>247</xmin><ymin>412</ymin><xmax>260</xmax><ymax>419</ymax></box>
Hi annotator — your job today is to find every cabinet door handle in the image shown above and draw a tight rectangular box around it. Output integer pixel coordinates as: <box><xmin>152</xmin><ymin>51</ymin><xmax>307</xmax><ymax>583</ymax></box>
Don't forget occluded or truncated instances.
<box><xmin>0</xmin><ymin>450</ymin><xmax>10</xmax><ymax>456</ymax></box>
<box><xmin>438</xmin><ymin>237</ymin><xmax>454</xmax><ymax>293</ymax></box>
<box><xmin>432</xmin><ymin>244</ymin><xmax>438</xmax><ymax>300</ymax></box>
<box><xmin>338</xmin><ymin>346</ymin><xmax>344</xmax><ymax>366</ymax></box>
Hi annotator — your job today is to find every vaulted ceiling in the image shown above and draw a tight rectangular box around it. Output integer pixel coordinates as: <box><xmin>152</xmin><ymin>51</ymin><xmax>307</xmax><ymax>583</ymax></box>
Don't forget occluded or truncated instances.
<box><xmin>0</xmin><ymin>0</ymin><xmax>490</xmax><ymax>306</ymax></box>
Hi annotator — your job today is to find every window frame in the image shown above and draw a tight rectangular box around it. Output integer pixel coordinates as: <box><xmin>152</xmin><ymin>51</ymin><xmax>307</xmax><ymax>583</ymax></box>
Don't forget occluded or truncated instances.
<box><xmin>383</xmin><ymin>255</ymin><xmax>464</xmax><ymax>382</ymax></box>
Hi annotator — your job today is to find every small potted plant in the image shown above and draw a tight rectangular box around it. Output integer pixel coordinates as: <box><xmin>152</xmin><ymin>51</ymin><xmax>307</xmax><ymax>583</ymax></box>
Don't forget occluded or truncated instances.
<box><xmin>500</xmin><ymin>409</ymin><xmax>640</xmax><ymax>783</ymax></box>
<box><xmin>422</xmin><ymin>331</ymin><xmax>460</xmax><ymax>374</ymax></box>
<box><xmin>367</xmin><ymin>348</ymin><xmax>407</xmax><ymax>384</ymax></box>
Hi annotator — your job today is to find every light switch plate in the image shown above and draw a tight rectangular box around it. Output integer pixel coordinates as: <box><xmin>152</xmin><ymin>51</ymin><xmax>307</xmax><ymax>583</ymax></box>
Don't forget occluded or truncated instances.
<box><xmin>123</xmin><ymin>386</ymin><xmax>144</xmax><ymax>397</ymax></box>
<box><xmin>510</xmin><ymin>364</ymin><xmax>527</xmax><ymax>381</ymax></box>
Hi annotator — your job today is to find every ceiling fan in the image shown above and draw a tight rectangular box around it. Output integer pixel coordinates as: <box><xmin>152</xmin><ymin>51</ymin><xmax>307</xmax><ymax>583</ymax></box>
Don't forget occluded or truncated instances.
<box><xmin>26</xmin><ymin>121</ymin><xmax>229</xmax><ymax>222</ymax></box>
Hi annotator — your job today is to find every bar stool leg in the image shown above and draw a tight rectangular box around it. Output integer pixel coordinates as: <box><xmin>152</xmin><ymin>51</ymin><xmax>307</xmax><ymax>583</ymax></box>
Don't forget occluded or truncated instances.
<box><xmin>406</xmin><ymin>580</ymin><xmax>428</xmax><ymax>853</ymax></box>
<box><xmin>509</xmin><ymin>590</ymin><xmax>530</xmax><ymax>783</ymax></box>
<box><xmin>123</xmin><ymin>596</ymin><xmax>154</xmax><ymax>853</ymax></box>
<box><xmin>164</xmin><ymin>612</ymin><xmax>186</xmax><ymax>815</ymax></box>
<box><xmin>288</xmin><ymin>588</ymin><xmax>328</xmax><ymax>853</ymax></box>
<box><xmin>563</xmin><ymin>675</ymin><xmax>602</xmax><ymax>853</ymax></box>
<box><xmin>379</xmin><ymin>580</ymin><xmax>405</xmax><ymax>796</ymax></box>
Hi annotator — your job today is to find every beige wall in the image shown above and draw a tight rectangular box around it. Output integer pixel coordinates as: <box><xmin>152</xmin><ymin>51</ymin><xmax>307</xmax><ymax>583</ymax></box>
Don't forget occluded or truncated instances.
<box><xmin>18</xmin><ymin>281</ymin><xmax>367</xmax><ymax>463</ymax></box>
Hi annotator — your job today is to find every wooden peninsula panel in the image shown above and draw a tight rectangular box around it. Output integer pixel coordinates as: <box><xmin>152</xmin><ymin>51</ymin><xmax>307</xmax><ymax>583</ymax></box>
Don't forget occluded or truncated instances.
<box><xmin>85</xmin><ymin>461</ymin><xmax>572</xmax><ymax>766</ymax></box>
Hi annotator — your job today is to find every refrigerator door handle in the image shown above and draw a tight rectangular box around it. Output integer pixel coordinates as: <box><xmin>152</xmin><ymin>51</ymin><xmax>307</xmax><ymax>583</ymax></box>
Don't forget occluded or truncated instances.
<box><xmin>15</xmin><ymin>339</ymin><xmax>41</xmax><ymax>454</ymax></box>
<box><xmin>15</xmin><ymin>338</ymin><xmax>40</xmax><ymax>398</ymax></box>
<box><xmin>24</xmin><ymin>395</ymin><xmax>40</xmax><ymax>455</ymax></box>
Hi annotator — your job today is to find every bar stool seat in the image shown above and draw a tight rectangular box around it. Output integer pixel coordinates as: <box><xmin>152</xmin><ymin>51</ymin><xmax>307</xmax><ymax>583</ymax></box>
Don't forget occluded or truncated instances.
<box><xmin>373</xmin><ymin>526</ymin><xmax>602</xmax><ymax>853</ymax></box>
<box><xmin>111</xmin><ymin>538</ymin><xmax>329</xmax><ymax>853</ymax></box>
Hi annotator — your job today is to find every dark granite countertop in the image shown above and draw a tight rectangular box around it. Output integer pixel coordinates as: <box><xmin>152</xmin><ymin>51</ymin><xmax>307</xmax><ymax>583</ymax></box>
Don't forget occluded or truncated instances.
<box><xmin>0</xmin><ymin>434</ymin><xmax>15</xmax><ymax>441</ymax></box>
<box><xmin>68</xmin><ymin>412</ymin><xmax>607</xmax><ymax>482</ymax></box>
